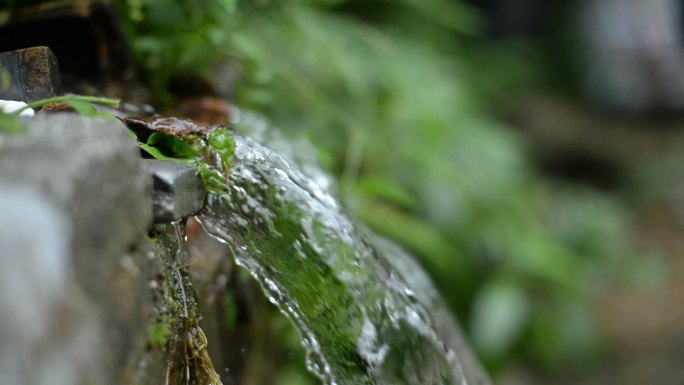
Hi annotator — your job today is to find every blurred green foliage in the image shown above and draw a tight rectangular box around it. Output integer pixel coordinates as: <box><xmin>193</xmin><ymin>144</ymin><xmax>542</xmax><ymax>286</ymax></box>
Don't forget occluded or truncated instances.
<box><xmin>113</xmin><ymin>0</ymin><xmax>639</xmax><ymax>377</ymax></box>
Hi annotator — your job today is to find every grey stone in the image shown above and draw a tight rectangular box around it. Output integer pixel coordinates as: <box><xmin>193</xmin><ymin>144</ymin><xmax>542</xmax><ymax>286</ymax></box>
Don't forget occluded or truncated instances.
<box><xmin>0</xmin><ymin>182</ymin><xmax>105</xmax><ymax>385</ymax></box>
<box><xmin>147</xmin><ymin>159</ymin><xmax>205</xmax><ymax>223</ymax></box>
<box><xmin>0</xmin><ymin>113</ymin><xmax>154</xmax><ymax>384</ymax></box>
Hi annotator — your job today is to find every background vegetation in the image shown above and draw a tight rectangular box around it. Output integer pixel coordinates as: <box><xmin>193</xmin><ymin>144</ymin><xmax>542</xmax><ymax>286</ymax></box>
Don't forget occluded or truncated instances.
<box><xmin>112</xmin><ymin>0</ymin><xmax>653</xmax><ymax>379</ymax></box>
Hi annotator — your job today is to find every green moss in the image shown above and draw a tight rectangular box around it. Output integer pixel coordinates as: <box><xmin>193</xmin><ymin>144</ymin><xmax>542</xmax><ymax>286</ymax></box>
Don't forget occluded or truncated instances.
<box><xmin>208</xmin><ymin>127</ymin><xmax>235</xmax><ymax>158</ymax></box>
<box><xmin>150</xmin><ymin>223</ymin><xmax>222</xmax><ymax>385</ymax></box>
<box><xmin>146</xmin><ymin>315</ymin><xmax>173</xmax><ymax>349</ymax></box>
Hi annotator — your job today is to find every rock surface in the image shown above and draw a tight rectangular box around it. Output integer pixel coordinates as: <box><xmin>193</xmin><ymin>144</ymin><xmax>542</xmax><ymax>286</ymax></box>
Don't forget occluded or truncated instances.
<box><xmin>0</xmin><ymin>113</ymin><xmax>156</xmax><ymax>384</ymax></box>
<box><xmin>148</xmin><ymin>159</ymin><xmax>205</xmax><ymax>223</ymax></box>
<box><xmin>0</xmin><ymin>182</ymin><xmax>104</xmax><ymax>385</ymax></box>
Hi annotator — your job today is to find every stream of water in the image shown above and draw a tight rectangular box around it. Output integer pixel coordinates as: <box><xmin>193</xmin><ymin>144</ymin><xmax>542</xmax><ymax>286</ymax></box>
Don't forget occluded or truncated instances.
<box><xmin>196</xmin><ymin>109</ymin><xmax>490</xmax><ymax>385</ymax></box>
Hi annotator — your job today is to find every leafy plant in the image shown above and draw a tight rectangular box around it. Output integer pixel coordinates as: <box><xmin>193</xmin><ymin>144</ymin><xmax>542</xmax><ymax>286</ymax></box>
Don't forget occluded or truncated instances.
<box><xmin>113</xmin><ymin>0</ymin><xmax>643</xmax><ymax>377</ymax></box>
<box><xmin>0</xmin><ymin>93</ymin><xmax>234</xmax><ymax>199</ymax></box>
<box><xmin>26</xmin><ymin>95</ymin><xmax>120</xmax><ymax>114</ymax></box>
<box><xmin>138</xmin><ymin>132</ymin><xmax>200</xmax><ymax>162</ymax></box>
<box><xmin>115</xmin><ymin>0</ymin><xmax>238</xmax><ymax>101</ymax></box>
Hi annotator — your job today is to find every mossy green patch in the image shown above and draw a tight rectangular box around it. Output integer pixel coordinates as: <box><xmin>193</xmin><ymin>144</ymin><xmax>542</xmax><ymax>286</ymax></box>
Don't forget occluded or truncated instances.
<box><xmin>146</xmin><ymin>314</ymin><xmax>173</xmax><ymax>349</ymax></box>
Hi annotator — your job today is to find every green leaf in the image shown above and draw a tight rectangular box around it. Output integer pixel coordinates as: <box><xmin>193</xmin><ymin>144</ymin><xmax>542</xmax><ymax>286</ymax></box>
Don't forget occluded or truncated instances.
<box><xmin>208</xmin><ymin>127</ymin><xmax>235</xmax><ymax>166</ymax></box>
<box><xmin>63</xmin><ymin>100</ymin><xmax>99</xmax><ymax>117</ymax></box>
<box><xmin>395</xmin><ymin>0</ymin><xmax>483</xmax><ymax>35</ymax></box>
<box><xmin>138</xmin><ymin>143</ymin><xmax>195</xmax><ymax>163</ymax></box>
<box><xmin>470</xmin><ymin>277</ymin><xmax>529</xmax><ymax>359</ymax></box>
<box><xmin>218</xmin><ymin>0</ymin><xmax>237</xmax><ymax>13</ymax></box>
<box><xmin>355</xmin><ymin>176</ymin><xmax>416</xmax><ymax>209</ymax></box>
<box><xmin>26</xmin><ymin>95</ymin><xmax>120</xmax><ymax>112</ymax></box>
<box><xmin>208</xmin><ymin>127</ymin><xmax>233</xmax><ymax>150</ymax></box>
<box><xmin>146</xmin><ymin>132</ymin><xmax>200</xmax><ymax>160</ymax></box>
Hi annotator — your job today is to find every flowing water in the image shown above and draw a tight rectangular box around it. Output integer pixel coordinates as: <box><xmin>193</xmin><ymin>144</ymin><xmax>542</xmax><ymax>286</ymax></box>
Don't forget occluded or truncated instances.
<box><xmin>195</xmin><ymin>109</ymin><xmax>490</xmax><ymax>385</ymax></box>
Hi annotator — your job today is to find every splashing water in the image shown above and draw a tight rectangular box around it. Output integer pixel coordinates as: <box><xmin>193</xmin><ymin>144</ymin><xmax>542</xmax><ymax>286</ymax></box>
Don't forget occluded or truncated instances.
<box><xmin>196</xmin><ymin>109</ymin><xmax>490</xmax><ymax>385</ymax></box>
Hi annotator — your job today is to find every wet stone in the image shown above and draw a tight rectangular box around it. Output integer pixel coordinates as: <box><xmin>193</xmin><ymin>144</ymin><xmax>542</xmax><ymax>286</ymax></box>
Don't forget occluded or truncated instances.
<box><xmin>125</xmin><ymin>116</ymin><xmax>211</xmax><ymax>142</ymax></box>
<box><xmin>147</xmin><ymin>159</ymin><xmax>205</xmax><ymax>223</ymax></box>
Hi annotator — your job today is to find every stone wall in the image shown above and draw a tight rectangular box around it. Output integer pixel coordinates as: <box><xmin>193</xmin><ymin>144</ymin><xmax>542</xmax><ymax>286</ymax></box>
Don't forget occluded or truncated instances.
<box><xmin>0</xmin><ymin>114</ymin><xmax>162</xmax><ymax>384</ymax></box>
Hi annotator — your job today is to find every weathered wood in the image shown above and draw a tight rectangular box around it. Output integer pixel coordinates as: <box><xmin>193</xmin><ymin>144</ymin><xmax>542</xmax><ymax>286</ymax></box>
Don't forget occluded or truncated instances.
<box><xmin>0</xmin><ymin>46</ymin><xmax>62</xmax><ymax>102</ymax></box>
